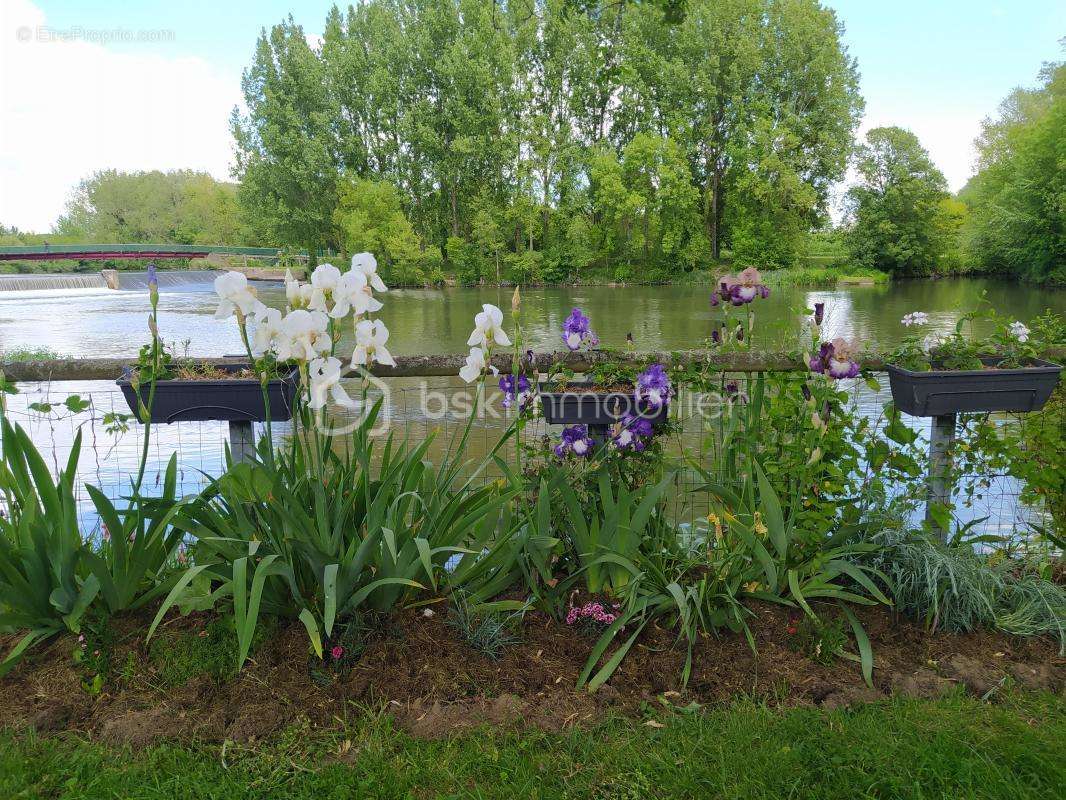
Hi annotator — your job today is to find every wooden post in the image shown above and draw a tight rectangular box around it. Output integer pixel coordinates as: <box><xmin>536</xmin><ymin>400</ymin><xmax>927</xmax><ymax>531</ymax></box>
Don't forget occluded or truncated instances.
<box><xmin>926</xmin><ymin>413</ymin><xmax>956</xmax><ymax>540</ymax></box>
<box><xmin>228</xmin><ymin>420</ymin><xmax>256</xmax><ymax>463</ymax></box>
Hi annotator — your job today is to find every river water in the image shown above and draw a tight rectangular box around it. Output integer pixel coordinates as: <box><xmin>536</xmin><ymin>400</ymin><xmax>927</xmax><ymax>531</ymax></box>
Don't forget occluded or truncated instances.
<box><xmin>0</xmin><ymin>273</ymin><xmax>1062</xmax><ymax>357</ymax></box>
<box><xmin>0</xmin><ymin>273</ymin><xmax>1062</xmax><ymax>537</ymax></box>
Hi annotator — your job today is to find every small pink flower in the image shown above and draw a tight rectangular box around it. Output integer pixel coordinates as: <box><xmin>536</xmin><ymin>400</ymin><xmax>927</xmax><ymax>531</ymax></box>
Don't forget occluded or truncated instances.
<box><xmin>330</xmin><ymin>645</ymin><xmax>345</xmax><ymax>661</ymax></box>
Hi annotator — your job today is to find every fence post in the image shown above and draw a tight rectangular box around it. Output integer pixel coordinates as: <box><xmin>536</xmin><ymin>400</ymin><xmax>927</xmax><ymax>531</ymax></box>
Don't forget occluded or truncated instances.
<box><xmin>228</xmin><ymin>420</ymin><xmax>256</xmax><ymax>463</ymax></box>
<box><xmin>925</xmin><ymin>413</ymin><xmax>956</xmax><ymax>540</ymax></box>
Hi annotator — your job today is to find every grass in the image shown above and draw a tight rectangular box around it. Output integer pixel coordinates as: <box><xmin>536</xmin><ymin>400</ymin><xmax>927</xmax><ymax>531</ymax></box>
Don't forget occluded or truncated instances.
<box><xmin>764</xmin><ymin>264</ymin><xmax>890</xmax><ymax>287</ymax></box>
<box><xmin>1</xmin><ymin>693</ymin><xmax>1064</xmax><ymax>799</ymax></box>
<box><xmin>0</xmin><ymin>346</ymin><xmax>63</xmax><ymax>362</ymax></box>
<box><xmin>146</xmin><ymin>615</ymin><xmax>262</xmax><ymax>688</ymax></box>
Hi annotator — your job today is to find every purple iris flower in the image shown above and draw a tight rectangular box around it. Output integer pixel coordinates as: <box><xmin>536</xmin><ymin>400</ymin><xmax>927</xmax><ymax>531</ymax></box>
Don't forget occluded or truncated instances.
<box><xmin>555</xmin><ymin>424</ymin><xmax>595</xmax><ymax>457</ymax></box>
<box><xmin>719</xmin><ymin>268</ymin><xmax>769</xmax><ymax>306</ymax></box>
<box><xmin>146</xmin><ymin>262</ymin><xmax>158</xmax><ymax>289</ymax></box>
<box><xmin>809</xmin><ymin>337</ymin><xmax>861</xmax><ymax>380</ymax></box>
<box><xmin>613</xmin><ymin>413</ymin><xmax>654</xmax><ymax>451</ymax></box>
<box><xmin>813</xmin><ymin>302</ymin><xmax>825</xmax><ymax>326</ymax></box>
<box><xmin>635</xmin><ymin>363</ymin><xmax>671</xmax><ymax>409</ymax></box>
<box><xmin>709</xmin><ymin>291</ymin><xmax>721</xmax><ymax>308</ymax></box>
<box><xmin>499</xmin><ymin>373</ymin><xmax>531</xmax><ymax>409</ymax></box>
<box><xmin>711</xmin><ymin>328</ymin><xmax>722</xmax><ymax>345</ymax></box>
<box><xmin>562</xmin><ymin>308</ymin><xmax>597</xmax><ymax>351</ymax></box>
<box><xmin>801</xmin><ymin>383</ymin><xmax>812</xmax><ymax>402</ymax></box>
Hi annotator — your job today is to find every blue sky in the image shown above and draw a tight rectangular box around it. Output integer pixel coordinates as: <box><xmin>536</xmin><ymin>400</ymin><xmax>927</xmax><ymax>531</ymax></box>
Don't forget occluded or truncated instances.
<box><xmin>2</xmin><ymin>0</ymin><xmax>1063</xmax><ymax>231</ymax></box>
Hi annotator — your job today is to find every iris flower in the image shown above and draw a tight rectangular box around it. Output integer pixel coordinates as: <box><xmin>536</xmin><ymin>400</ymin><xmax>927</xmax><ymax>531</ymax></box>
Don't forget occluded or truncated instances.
<box><xmin>498</xmin><ymin>373</ymin><xmax>531</xmax><ymax>409</ymax></box>
<box><xmin>561</xmin><ymin>308</ymin><xmax>598</xmax><ymax>350</ymax></box>
<box><xmin>351</xmin><ymin>319</ymin><xmax>396</xmax><ymax>368</ymax></box>
<box><xmin>307</xmin><ymin>356</ymin><xmax>355</xmax><ymax>410</ymax></box>
<box><xmin>809</xmin><ymin>337</ymin><xmax>861</xmax><ymax>379</ymax></box>
<box><xmin>613</xmin><ymin>413</ymin><xmax>654</xmax><ymax>451</ymax></box>
<box><xmin>214</xmin><ymin>271</ymin><xmax>264</xmax><ymax>319</ymax></box>
<box><xmin>635</xmin><ymin>363</ymin><xmax>671</xmax><ymax>408</ymax></box>
<box><xmin>555</xmin><ymin>424</ymin><xmax>595</xmax><ymax>457</ymax></box>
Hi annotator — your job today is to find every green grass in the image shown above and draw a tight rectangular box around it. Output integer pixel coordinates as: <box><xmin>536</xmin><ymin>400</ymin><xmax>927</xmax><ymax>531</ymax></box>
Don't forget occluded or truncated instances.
<box><xmin>765</xmin><ymin>264</ymin><xmax>890</xmax><ymax>287</ymax></box>
<box><xmin>146</xmin><ymin>615</ymin><xmax>259</xmax><ymax>687</ymax></box>
<box><xmin>2</xmin><ymin>693</ymin><xmax>1063</xmax><ymax>799</ymax></box>
<box><xmin>0</xmin><ymin>346</ymin><xmax>63</xmax><ymax>362</ymax></box>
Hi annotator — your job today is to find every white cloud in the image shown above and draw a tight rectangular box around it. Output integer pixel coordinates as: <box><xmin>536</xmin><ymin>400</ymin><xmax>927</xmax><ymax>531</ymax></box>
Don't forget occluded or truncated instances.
<box><xmin>0</xmin><ymin>0</ymin><xmax>240</xmax><ymax>233</ymax></box>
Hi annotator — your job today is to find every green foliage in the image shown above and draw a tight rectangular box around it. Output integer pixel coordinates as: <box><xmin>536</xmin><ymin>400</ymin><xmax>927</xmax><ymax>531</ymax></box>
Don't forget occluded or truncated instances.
<box><xmin>960</xmin><ymin>61</ymin><xmax>1065</xmax><ymax>284</ymax></box>
<box><xmin>235</xmin><ymin>0</ymin><xmax>861</xmax><ymax>281</ymax></box>
<box><xmin>151</xmin><ymin>407</ymin><xmax>519</xmax><ymax>670</ymax></box>
<box><xmin>55</xmin><ymin>169</ymin><xmax>243</xmax><ymax>246</ymax></box>
<box><xmin>845</xmin><ymin>127</ymin><xmax>957</xmax><ymax>276</ymax></box>
<box><xmin>3</xmin><ymin>696</ymin><xmax>1066</xmax><ymax>799</ymax></box>
<box><xmin>556</xmin><ymin>468</ymin><xmax>676</xmax><ymax>596</ymax></box>
<box><xmin>763</xmin><ymin>265</ymin><xmax>890</xmax><ymax>286</ymax></box>
<box><xmin>0</xmin><ymin>347</ymin><xmax>63</xmax><ymax>362</ymax></box>
<box><xmin>854</xmin><ymin>524</ymin><xmax>1066</xmax><ymax>652</ymax></box>
<box><xmin>446</xmin><ymin>591</ymin><xmax>523</xmax><ymax>660</ymax></box>
<box><xmin>788</xmin><ymin>614</ymin><xmax>849</xmax><ymax>666</ymax></box>
<box><xmin>148</xmin><ymin>615</ymin><xmax>270</xmax><ymax>687</ymax></box>
<box><xmin>0</xmin><ymin>419</ymin><xmax>99</xmax><ymax>674</ymax></box>
<box><xmin>333</xmin><ymin>178</ymin><xmax>436</xmax><ymax>286</ymax></box>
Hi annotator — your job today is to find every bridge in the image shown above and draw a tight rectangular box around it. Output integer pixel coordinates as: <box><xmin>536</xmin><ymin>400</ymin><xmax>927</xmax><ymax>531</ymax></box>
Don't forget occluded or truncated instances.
<box><xmin>0</xmin><ymin>244</ymin><xmax>305</xmax><ymax>262</ymax></box>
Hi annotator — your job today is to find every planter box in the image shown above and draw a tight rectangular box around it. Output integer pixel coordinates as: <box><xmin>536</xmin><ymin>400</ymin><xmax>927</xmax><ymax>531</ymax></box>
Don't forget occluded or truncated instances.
<box><xmin>117</xmin><ymin>364</ymin><xmax>299</xmax><ymax>423</ymax></box>
<box><xmin>539</xmin><ymin>380</ymin><xmax>669</xmax><ymax>428</ymax></box>
<box><xmin>886</xmin><ymin>359</ymin><xmax>1062</xmax><ymax>417</ymax></box>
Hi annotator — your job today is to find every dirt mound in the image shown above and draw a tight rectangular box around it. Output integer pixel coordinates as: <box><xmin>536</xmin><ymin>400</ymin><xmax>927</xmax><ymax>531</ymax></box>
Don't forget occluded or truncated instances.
<box><xmin>1</xmin><ymin>604</ymin><xmax>1062</xmax><ymax>747</ymax></box>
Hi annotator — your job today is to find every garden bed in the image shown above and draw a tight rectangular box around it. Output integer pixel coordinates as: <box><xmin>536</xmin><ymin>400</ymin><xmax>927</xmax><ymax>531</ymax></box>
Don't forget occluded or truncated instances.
<box><xmin>1</xmin><ymin>603</ymin><xmax>1061</xmax><ymax>748</ymax></box>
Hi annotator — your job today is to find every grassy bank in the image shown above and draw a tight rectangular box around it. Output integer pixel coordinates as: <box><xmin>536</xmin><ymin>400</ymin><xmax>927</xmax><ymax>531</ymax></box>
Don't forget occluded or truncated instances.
<box><xmin>2</xmin><ymin>693</ymin><xmax>1063</xmax><ymax>799</ymax></box>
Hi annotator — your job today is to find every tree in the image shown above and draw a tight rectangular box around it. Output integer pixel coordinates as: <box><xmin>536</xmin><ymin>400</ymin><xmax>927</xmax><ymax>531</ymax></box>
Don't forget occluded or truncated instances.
<box><xmin>232</xmin><ymin>18</ymin><xmax>338</xmax><ymax>262</ymax></box>
<box><xmin>54</xmin><ymin>170</ymin><xmax>242</xmax><ymax>245</ymax></box>
<box><xmin>235</xmin><ymin>0</ymin><xmax>864</xmax><ymax>282</ymax></box>
<box><xmin>959</xmin><ymin>59</ymin><xmax>1065</xmax><ymax>284</ymax></box>
<box><xmin>845</xmin><ymin>127</ymin><xmax>951</xmax><ymax>276</ymax></box>
<box><xmin>333</xmin><ymin>178</ymin><xmax>434</xmax><ymax>285</ymax></box>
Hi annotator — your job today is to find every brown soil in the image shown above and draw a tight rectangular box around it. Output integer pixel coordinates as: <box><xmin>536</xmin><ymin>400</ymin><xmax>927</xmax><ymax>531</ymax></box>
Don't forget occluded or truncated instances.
<box><xmin>0</xmin><ymin>603</ymin><xmax>1062</xmax><ymax>747</ymax></box>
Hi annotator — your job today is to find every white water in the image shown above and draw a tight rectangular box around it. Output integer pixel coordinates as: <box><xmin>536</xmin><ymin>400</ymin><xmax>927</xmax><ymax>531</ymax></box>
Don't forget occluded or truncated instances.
<box><xmin>0</xmin><ymin>273</ymin><xmax>106</xmax><ymax>291</ymax></box>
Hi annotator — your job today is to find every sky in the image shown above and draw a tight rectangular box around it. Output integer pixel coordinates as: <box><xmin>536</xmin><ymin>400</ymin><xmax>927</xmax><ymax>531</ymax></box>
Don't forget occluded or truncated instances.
<box><xmin>1</xmin><ymin>0</ymin><xmax>1063</xmax><ymax>233</ymax></box>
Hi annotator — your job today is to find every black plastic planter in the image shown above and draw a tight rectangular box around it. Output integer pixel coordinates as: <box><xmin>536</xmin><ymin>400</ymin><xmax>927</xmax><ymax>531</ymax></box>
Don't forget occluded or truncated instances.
<box><xmin>886</xmin><ymin>359</ymin><xmax>1062</xmax><ymax>417</ymax></box>
<box><xmin>539</xmin><ymin>380</ymin><xmax>669</xmax><ymax>428</ymax></box>
<box><xmin>117</xmin><ymin>364</ymin><xmax>299</xmax><ymax>423</ymax></box>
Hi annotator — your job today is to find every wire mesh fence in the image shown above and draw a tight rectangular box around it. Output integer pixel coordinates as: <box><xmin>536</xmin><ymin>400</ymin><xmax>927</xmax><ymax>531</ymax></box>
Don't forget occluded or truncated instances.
<box><xmin>0</xmin><ymin>372</ymin><xmax>1056</xmax><ymax>542</ymax></box>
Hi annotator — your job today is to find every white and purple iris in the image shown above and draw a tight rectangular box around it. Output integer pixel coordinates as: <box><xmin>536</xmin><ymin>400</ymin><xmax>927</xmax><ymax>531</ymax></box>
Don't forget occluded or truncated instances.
<box><xmin>562</xmin><ymin>308</ymin><xmax>599</xmax><ymax>351</ymax></box>
<box><xmin>711</xmin><ymin>267</ymin><xmax>770</xmax><ymax>307</ymax></box>
<box><xmin>612</xmin><ymin>413</ymin><xmax>654</xmax><ymax>451</ymax></box>
<box><xmin>499</xmin><ymin>373</ymin><xmax>532</xmax><ymax>410</ymax></box>
<box><xmin>635</xmin><ymin>363</ymin><xmax>671</xmax><ymax>408</ymax></box>
<box><xmin>809</xmin><ymin>337</ymin><xmax>861</xmax><ymax>379</ymax></box>
<box><xmin>555</xmin><ymin>424</ymin><xmax>595</xmax><ymax>458</ymax></box>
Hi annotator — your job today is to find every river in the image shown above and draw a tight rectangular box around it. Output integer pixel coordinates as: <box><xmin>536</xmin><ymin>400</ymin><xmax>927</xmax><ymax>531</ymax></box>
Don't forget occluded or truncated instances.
<box><xmin>0</xmin><ymin>273</ymin><xmax>1062</xmax><ymax>358</ymax></box>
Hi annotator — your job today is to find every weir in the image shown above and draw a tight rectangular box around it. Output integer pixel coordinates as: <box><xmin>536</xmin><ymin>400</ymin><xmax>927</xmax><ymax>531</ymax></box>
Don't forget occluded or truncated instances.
<box><xmin>0</xmin><ymin>273</ymin><xmax>107</xmax><ymax>291</ymax></box>
<box><xmin>114</xmin><ymin>269</ymin><xmax>220</xmax><ymax>291</ymax></box>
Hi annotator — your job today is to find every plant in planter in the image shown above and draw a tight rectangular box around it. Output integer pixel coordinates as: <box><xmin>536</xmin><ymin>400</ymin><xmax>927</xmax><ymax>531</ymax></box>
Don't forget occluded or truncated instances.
<box><xmin>538</xmin><ymin>308</ymin><xmax>671</xmax><ymax>442</ymax></box>
<box><xmin>884</xmin><ymin>305</ymin><xmax>1061</xmax><ymax>416</ymax></box>
<box><xmin>117</xmin><ymin>270</ymin><xmax>299</xmax><ymax>424</ymax></box>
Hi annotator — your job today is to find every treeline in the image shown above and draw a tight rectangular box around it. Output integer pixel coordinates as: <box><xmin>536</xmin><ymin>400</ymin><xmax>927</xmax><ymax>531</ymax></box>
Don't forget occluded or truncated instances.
<box><xmin>845</xmin><ymin>60</ymin><xmax>1064</xmax><ymax>285</ymax></box>
<box><xmin>6</xmin><ymin>5</ymin><xmax>1060</xmax><ymax>286</ymax></box>
<box><xmin>233</xmin><ymin>0</ymin><xmax>862</xmax><ymax>284</ymax></box>
<box><xmin>1</xmin><ymin>170</ymin><xmax>245</xmax><ymax>250</ymax></box>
